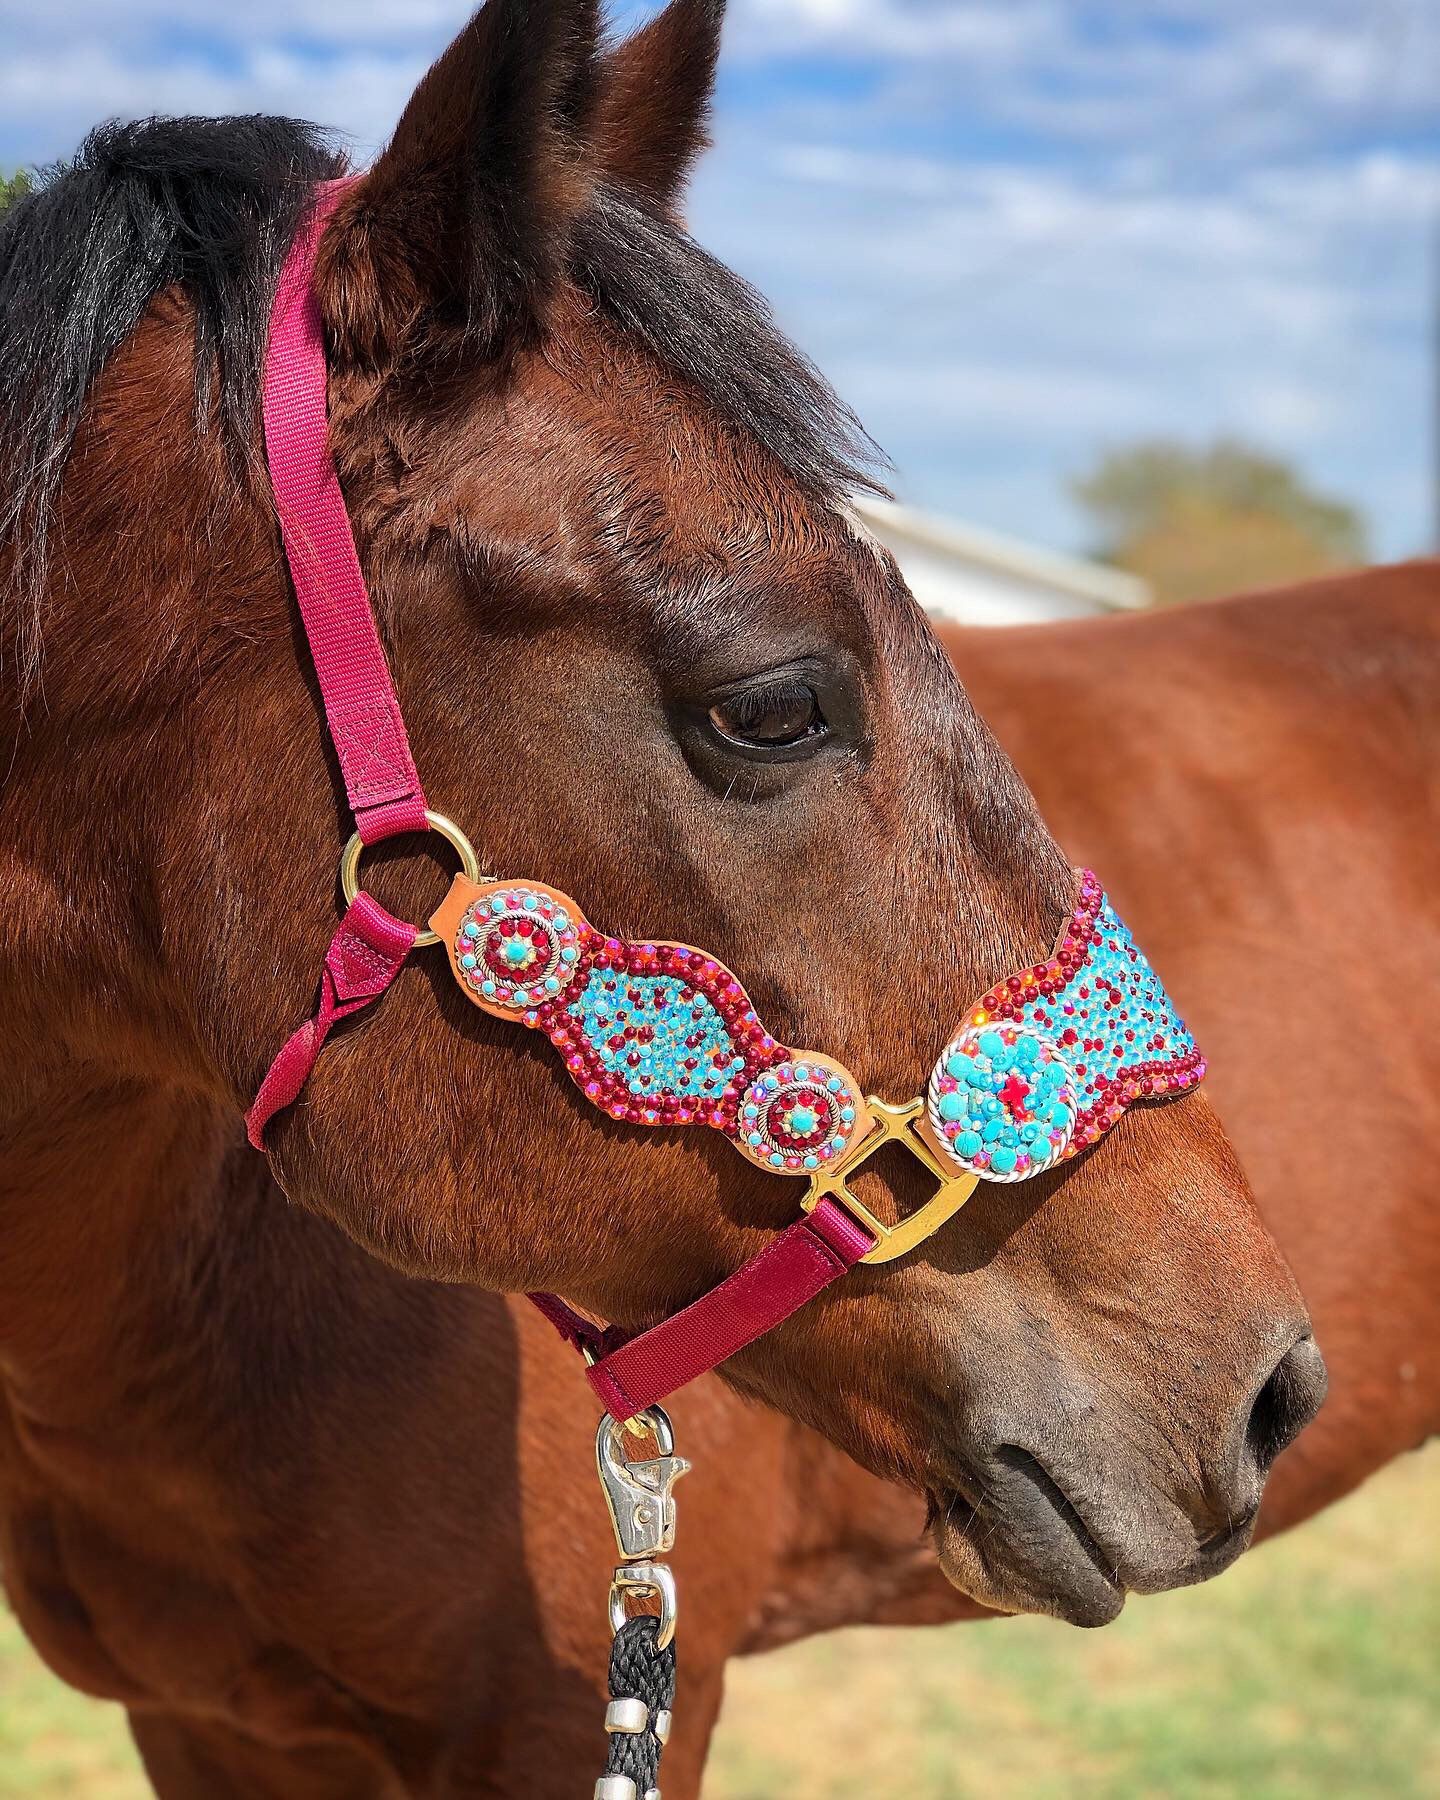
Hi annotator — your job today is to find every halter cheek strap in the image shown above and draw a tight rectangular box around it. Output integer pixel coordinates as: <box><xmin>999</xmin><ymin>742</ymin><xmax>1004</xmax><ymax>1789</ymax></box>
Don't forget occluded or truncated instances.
<box><xmin>263</xmin><ymin>182</ymin><xmax>428</xmax><ymax>845</ymax></box>
<box><xmin>247</xmin><ymin>182</ymin><xmax>427</xmax><ymax>1137</ymax></box>
<box><xmin>250</xmin><ymin>185</ymin><xmax>1207</xmax><ymax>1425</ymax></box>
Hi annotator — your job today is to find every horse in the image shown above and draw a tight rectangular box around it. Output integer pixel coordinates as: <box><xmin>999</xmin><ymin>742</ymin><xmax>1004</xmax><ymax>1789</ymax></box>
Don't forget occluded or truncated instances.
<box><xmin>713</xmin><ymin>565</ymin><xmax>1440</xmax><ymax>1656</ymax></box>
<box><xmin>0</xmin><ymin>3</ymin><xmax>1325</xmax><ymax>1794</ymax></box>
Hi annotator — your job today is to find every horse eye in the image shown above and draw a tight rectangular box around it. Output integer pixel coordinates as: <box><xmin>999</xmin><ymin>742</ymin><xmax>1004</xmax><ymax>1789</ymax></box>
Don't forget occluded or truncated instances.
<box><xmin>708</xmin><ymin>680</ymin><xmax>827</xmax><ymax>751</ymax></box>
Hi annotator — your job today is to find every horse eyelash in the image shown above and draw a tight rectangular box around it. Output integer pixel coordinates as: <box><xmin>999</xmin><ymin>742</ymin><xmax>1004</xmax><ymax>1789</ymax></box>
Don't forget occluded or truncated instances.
<box><xmin>722</xmin><ymin>679</ymin><xmax>819</xmax><ymax>729</ymax></box>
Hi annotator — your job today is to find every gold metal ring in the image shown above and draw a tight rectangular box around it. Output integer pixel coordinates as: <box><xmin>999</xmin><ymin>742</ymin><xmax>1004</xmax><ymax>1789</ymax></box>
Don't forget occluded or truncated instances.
<box><xmin>338</xmin><ymin>811</ymin><xmax>481</xmax><ymax>950</ymax></box>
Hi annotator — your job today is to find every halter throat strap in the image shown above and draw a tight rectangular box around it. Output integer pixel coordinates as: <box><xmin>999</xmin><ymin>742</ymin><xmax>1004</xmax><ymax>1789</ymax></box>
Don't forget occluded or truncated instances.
<box><xmin>529</xmin><ymin>1196</ymin><xmax>874</xmax><ymax>1421</ymax></box>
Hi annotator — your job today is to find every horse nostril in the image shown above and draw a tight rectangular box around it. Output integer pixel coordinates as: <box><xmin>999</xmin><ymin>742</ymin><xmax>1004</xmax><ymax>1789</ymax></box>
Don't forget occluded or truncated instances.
<box><xmin>1246</xmin><ymin>1334</ymin><xmax>1328</xmax><ymax>1472</ymax></box>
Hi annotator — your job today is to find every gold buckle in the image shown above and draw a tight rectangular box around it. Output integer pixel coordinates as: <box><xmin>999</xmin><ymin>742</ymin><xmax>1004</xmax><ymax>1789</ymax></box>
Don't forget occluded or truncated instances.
<box><xmin>803</xmin><ymin>1098</ymin><xmax>979</xmax><ymax>1265</ymax></box>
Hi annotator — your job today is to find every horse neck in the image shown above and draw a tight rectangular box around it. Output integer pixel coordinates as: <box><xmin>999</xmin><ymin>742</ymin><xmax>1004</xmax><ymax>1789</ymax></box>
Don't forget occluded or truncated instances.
<box><xmin>0</xmin><ymin>293</ymin><xmax>283</xmax><ymax>1394</ymax></box>
<box><xmin>0</xmin><ymin>635</ymin><xmax>228</xmax><ymax>1421</ymax></box>
<box><xmin>1</xmin><ymin>612</ymin><xmax>231</xmax><ymax>1427</ymax></box>
<box><xmin>0</xmin><ymin>1060</ymin><xmax>234</xmax><ymax>1420</ymax></box>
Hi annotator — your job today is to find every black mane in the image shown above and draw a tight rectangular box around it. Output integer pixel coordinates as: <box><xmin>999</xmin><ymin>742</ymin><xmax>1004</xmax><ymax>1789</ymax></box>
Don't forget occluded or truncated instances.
<box><xmin>0</xmin><ymin>113</ymin><xmax>879</xmax><ymax>676</ymax></box>
<box><xmin>576</xmin><ymin>185</ymin><xmax>881</xmax><ymax>505</ymax></box>
<box><xmin>0</xmin><ymin>118</ymin><xmax>344</xmax><ymax>673</ymax></box>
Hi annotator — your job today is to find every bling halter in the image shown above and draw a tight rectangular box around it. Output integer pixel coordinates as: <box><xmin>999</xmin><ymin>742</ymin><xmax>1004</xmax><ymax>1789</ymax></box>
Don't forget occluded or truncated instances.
<box><xmin>248</xmin><ymin>183</ymin><xmax>1207</xmax><ymax>1425</ymax></box>
<box><xmin>249</xmin><ymin>182</ymin><xmax>1207</xmax><ymax>1791</ymax></box>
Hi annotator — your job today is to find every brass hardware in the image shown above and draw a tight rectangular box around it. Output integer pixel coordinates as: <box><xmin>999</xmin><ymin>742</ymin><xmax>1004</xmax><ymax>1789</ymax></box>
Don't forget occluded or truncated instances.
<box><xmin>338</xmin><ymin>811</ymin><xmax>481</xmax><ymax>950</ymax></box>
<box><xmin>803</xmin><ymin>1096</ymin><xmax>979</xmax><ymax>1265</ymax></box>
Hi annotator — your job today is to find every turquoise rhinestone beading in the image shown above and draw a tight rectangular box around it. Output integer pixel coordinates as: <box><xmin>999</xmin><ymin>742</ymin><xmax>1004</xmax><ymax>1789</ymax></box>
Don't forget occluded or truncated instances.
<box><xmin>442</xmin><ymin>870</ymin><xmax>1204</xmax><ymax>1186</ymax></box>
<box><xmin>447</xmin><ymin>886</ymin><xmax>787</xmax><ymax>1130</ymax></box>
<box><xmin>928</xmin><ymin>872</ymin><xmax>1205</xmax><ymax>1179</ymax></box>
<box><xmin>567</xmin><ymin>971</ymin><xmax>746</xmax><ymax>1103</ymax></box>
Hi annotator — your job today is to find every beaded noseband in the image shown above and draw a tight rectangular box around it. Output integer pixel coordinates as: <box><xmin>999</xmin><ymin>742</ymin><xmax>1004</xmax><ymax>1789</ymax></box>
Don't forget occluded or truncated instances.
<box><xmin>427</xmin><ymin>867</ymin><xmax>1203</xmax><ymax>1215</ymax></box>
<box><xmin>248</xmin><ymin>183</ymin><xmax>1207</xmax><ymax>1425</ymax></box>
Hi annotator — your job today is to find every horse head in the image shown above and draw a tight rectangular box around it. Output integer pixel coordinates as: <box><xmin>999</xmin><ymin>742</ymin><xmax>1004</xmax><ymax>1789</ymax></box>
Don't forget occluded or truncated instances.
<box><xmin>0</xmin><ymin>0</ymin><xmax>1323</xmax><ymax>1629</ymax></box>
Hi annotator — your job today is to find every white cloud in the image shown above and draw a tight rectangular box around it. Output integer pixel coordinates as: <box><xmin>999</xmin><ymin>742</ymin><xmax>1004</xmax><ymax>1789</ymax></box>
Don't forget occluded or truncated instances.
<box><xmin>729</xmin><ymin>0</ymin><xmax>1060</xmax><ymax>59</ymax></box>
<box><xmin>0</xmin><ymin>43</ymin><xmax>430</xmax><ymax>162</ymax></box>
<box><xmin>0</xmin><ymin>0</ymin><xmax>459</xmax><ymax>44</ymax></box>
<box><xmin>1</xmin><ymin>0</ymin><xmax>1434</xmax><ymax>558</ymax></box>
<box><xmin>733</xmin><ymin>0</ymin><xmax>1440</xmax><ymax>164</ymax></box>
<box><xmin>691</xmin><ymin>113</ymin><xmax>1438</xmax><ymax>556</ymax></box>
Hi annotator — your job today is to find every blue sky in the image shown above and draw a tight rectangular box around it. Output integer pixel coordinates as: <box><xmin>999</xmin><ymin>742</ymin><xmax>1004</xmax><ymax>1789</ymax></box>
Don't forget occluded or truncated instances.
<box><xmin>3</xmin><ymin>0</ymin><xmax>1437</xmax><ymax>559</ymax></box>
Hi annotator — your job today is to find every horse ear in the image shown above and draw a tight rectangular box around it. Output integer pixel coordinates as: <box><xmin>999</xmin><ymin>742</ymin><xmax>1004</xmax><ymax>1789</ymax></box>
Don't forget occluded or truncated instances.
<box><xmin>319</xmin><ymin>0</ymin><xmax>603</xmax><ymax>366</ymax></box>
<box><xmin>593</xmin><ymin>0</ymin><xmax>726</xmax><ymax>214</ymax></box>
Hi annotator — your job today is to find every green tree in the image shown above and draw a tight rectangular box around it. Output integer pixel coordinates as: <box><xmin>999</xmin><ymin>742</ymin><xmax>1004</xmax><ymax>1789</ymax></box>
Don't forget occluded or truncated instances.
<box><xmin>1</xmin><ymin>169</ymin><xmax>34</xmax><ymax>215</ymax></box>
<box><xmin>1072</xmin><ymin>438</ymin><xmax>1369</xmax><ymax>608</ymax></box>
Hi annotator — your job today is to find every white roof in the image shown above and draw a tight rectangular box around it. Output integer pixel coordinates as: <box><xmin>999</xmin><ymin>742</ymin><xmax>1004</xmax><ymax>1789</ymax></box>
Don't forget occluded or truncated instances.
<box><xmin>852</xmin><ymin>495</ymin><xmax>1150</xmax><ymax>623</ymax></box>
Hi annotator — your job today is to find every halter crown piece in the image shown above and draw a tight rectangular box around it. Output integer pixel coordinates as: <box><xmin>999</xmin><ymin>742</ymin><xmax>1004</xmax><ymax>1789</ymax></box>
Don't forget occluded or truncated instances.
<box><xmin>251</xmin><ymin>184</ymin><xmax>1207</xmax><ymax>1423</ymax></box>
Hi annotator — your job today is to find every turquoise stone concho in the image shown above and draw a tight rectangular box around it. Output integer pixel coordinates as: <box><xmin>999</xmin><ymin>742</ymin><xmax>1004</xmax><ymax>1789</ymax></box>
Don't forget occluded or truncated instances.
<box><xmin>928</xmin><ymin>1026</ymin><xmax>1078</xmax><ymax>1182</ymax></box>
<box><xmin>926</xmin><ymin>871</ymin><xmax>1205</xmax><ymax>1180</ymax></box>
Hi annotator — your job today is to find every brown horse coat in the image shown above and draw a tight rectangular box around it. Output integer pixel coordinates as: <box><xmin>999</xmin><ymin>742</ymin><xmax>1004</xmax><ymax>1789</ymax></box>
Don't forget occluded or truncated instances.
<box><xmin>1</xmin><ymin>4</ymin><xmax>1402</xmax><ymax>1794</ymax></box>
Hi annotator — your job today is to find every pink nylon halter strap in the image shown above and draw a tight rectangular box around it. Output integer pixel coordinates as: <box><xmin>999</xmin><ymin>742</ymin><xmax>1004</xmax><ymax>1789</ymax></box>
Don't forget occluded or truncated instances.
<box><xmin>248</xmin><ymin>184</ymin><xmax>877</xmax><ymax>1422</ymax></box>
<box><xmin>246</xmin><ymin>180</ymin><xmax>424</xmax><ymax>1153</ymax></box>
<box><xmin>263</xmin><ymin>183</ymin><xmax>428</xmax><ymax>846</ymax></box>
<box><xmin>527</xmin><ymin>1196</ymin><xmax>874</xmax><ymax>1421</ymax></box>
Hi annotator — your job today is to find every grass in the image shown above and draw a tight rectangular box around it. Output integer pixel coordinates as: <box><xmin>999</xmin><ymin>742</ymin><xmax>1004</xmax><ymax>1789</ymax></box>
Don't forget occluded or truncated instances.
<box><xmin>0</xmin><ymin>1446</ymin><xmax>1435</xmax><ymax>1797</ymax></box>
<box><xmin>0</xmin><ymin>1616</ymin><xmax>146</xmax><ymax>1800</ymax></box>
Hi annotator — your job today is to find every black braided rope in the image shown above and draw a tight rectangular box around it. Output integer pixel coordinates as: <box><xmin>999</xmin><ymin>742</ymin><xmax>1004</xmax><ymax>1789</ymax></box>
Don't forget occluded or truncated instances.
<box><xmin>603</xmin><ymin>1616</ymin><xmax>676</xmax><ymax>1795</ymax></box>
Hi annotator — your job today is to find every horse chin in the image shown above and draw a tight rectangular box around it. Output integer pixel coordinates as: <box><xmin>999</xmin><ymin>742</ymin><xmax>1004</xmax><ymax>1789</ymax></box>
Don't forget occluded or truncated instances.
<box><xmin>929</xmin><ymin>1487</ymin><xmax>1129</xmax><ymax>1630</ymax></box>
<box><xmin>928</xmin><ymin>1446</ymin><xmax>1269</xmax><ymax>1628</ymax></box>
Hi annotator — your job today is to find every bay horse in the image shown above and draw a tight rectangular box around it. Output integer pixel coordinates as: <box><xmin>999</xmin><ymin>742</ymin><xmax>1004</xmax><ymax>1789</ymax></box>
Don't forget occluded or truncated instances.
<box><xmin>0</xmin><ymin>2</ymin><xmax>1324</xmax><ymax>1794</ymax></box>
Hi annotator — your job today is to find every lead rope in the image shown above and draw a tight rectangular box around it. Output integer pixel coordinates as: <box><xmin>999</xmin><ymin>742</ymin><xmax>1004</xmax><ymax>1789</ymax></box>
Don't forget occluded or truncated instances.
<box><xmin>594</xmin><ymin>1410</ymin><xmax>689</xmax><ymax>1800</ymax></box>
<box><xmin>600</xmin><ymin>1620</ymin><xmax>676</xmax><ymax>1799</ymax></box>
